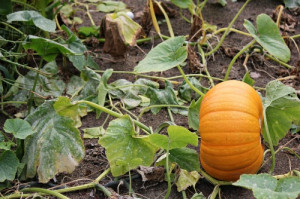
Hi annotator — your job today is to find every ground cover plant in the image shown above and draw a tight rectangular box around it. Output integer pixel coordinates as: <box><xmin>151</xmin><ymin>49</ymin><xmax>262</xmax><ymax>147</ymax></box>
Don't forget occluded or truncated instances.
<box><xmin>0</xmin><ymin>0</ymin><xmax>299</xmax><ymax>198</ymax></box>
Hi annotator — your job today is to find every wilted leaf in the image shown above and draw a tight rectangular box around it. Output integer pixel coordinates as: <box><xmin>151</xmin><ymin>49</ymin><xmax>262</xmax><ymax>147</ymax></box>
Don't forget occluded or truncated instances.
<box><xmin>137</xmin><ymin>166</ymin><xmax>165</xmax><ymax>182</ymax></box>
<box><xmin>7</xmin><ymin>10</ymin><xmax>56</xmax><ymax>32</ymax></box>
<box><xmin>233</xmin><ymin>174</ymin><xmax>300</xmax><ymax>199</ymax></box>
<box><xmin>23</xmin><ymin>35</ymin><xmax>76</xmax><ymax>62</ymax></box>
<box><xmin>23</xmin><ymin>100</ymin><xmax>85</xmax><ymax>183</ymax></box>
<box><xmin>101</xmin><ymin>12</ymin><xmax>141</xmax><ymax>56</ymax></box>
<box><xmin>4</xmin><ymin>119</ymin><xmax>35</xmax><ymax>139</ymax></box>
<box><xmin>53</xmin><ymin>96</ymin><xmax>87</xmax><ymax>128</ymax></box>
<box><xmin>176</xmin><ymin>169</ymin><xmax>201</xmax><ymax>192</ymax></box>
<box><xmin>0</xmin><ymin>150</ymin><xmax>19</xmax><ymax>182</ymax></box>
<box><xmin>263</xmin><ymin>81</ymin><xmax>300</xmax><ymax>146</ymax></box>
<box><xmin>99</xmin><ymin>115</ymin><xmax>158</xmax><ymax>176</ymax></box>
<box><xmin>134</xmin><ymin>36</ymin><xmax>187</xmax><ymax>73</ymax></box>
<box><xmin>244</xmin><ymin>14</ymin><xmax>290</xmax><ymax>62</ymax></box>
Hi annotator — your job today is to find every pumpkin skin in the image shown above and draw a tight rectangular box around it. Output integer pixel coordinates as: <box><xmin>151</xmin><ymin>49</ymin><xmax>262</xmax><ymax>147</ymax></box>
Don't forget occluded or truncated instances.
<box><xmin>199</xmin><ymin>80</ymin><xmax>264</xmax><ymax>181</ymax></box>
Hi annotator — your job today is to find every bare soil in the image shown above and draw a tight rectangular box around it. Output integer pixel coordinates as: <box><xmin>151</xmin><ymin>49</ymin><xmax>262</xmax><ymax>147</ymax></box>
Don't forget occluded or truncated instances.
<box><xmin>1</xmin><ymin>0</ymin><xmax>300</xmax><ymax>198</ymax></box>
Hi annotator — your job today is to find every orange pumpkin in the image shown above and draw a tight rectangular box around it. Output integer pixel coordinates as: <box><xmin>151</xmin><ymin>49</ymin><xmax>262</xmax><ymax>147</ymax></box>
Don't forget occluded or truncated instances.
<box><xmin>199</xmin><ymin>80</ymin><xmax>264</xmax><ymax>181</ymax></box>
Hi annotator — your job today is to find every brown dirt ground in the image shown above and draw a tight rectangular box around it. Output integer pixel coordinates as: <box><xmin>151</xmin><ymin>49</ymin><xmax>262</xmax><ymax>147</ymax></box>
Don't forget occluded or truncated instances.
<box><xmin>1</xmin><ymin>0</ymin><xmax>300</xmax><ymax>198</ymax></box>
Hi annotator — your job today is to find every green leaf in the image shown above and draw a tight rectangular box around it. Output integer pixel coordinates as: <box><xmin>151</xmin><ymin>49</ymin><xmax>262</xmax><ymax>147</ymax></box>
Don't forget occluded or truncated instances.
<box><xmin>169</xmin><ymin>148</ymin><xmax>200</xmax><ymax>171</ymax></box>
<box><xmin>134</xmin><ymin>36</ymin><xmax>187</xmax><ymax>73</ymax></box>
<box><xmin>149</xmin><ymin>126</ymin><xmax>198</xmax><ymax>150</ymax></box>
<box><xmin>218</xmin><ymin>0</ymin><xmax>227</xmax><ymax>6</ymax></box>
<box><xmin>0</xmin><ymin>132</ymin><xmax>15</xmax><ymax>150</ymax></box>
<box><xmin>7</xmin><ymin>10</ymin><xmax>56</xmax><ymax>32</ymax></box>
<box><xmin>242</xmin><ymin>72</ymin><xmax>255</xmax><ymax>86</ymax></box>
<box><xmin>53</xmin><ymin>96</ymin><xmax>87</xmax><ymax>128</ymax></box>
<box><xmin>83</xmin><ymin>126</ymin><xmax>105</xmax><ymax>139</ymax></box>
<box><xmin>0</xmin><ymin>150</ymin><xmax>19</xmax><ymax>182</ymax></box>
<box><xmin>233</xmin><ymin>174</ymin><xmax>300</xmax><ymax>199</ymax></box>
<box><xmin>167</xmin><ymin>126</ymin><xmax>198</xmax><ymax>149</ymax></box>
<box><xmin>97</xmin><ymin>69</ymin><xmax>113</xmax><ymax>117</ymax></box>
<box><xmin>98</xmin><ymin>115</ymin><xmax>158</xmax><ymax>176</ymax></box>
<box><xmin>9</xmin><ymin>61</ymin><xmax>65</xmax><ymax>105</ymax></box>
<box><xmin>178</xmin><ymin>77</ymin><xmax>204</xmax><ymax>102</ymax></box>
<box><xmin>284</xmin><ymin>0</ymin><xmax>300</xmax><ymax>8</ymax></box>
<box><xmin>0</xmin><ymin>0</ymin><xmax>12</xmax><ymax>15</ymax></box>
<box><xmin>191</xmin><ymin>193</ymin><xmax>206</xmax><ymax>199</ymax></box>
<box><xmin>175</xmin><ymin>169</ymin><xmax>200</xmax><ymax>192</ymax></box>
<box><xmin>170</xmin><ymin>0</ymin><xmax>194</xmax><ymax>9</ymax></box>
<box><xmin>145</xmin><ymin>81</ymin><xmax>179</xmax><ymax>114</ymax></box>
<box><xmin>78</xmin><ymin>26</ymin><xmax>100</xmax><ymax>37</ymax></box>
<box><xmin>23</xmin><ymin>36</ymin><xmax>76</xmax><ymax>62</ymax></box>
<box><xmin>23</xmin><ymin>100</ymin><xmax>85</xmax><ymax>183</ymax></box>
<box><xmin>188</xmin><ymin>97</ymin><xmax>202</xmax><ymax>130</ymax></box>
<box><xmin>62</xmin><ymin>25</ymin><xmax>87</xmax><ymax>71</ymax></box>
<box><xmin>4</xmin><ymin>119</ymin><xmax>35</xmax><ymax>139</ymax></box>
<box><xmin>97</xmin><ymin>1</ymin><xmax>127</xmax><ymax>12</ymax></box>
<box><xmin>244</xmin><ymin>14</ymin><xmax>290</xmax><ymax>62</ymax></box>
<box><xmin>263</xmin><ymin>81</ymin><xmax>300</xmax><ymax>146</ymax></box>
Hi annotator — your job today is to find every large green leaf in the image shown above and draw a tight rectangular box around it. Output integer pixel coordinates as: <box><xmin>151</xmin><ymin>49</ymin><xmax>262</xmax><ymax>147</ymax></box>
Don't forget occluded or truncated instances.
<box><xmin>7</xmin><ymin>10</ymin><xmax>56</xmax><ymax>32</ymax></box>
<box><xmin>4</xmin><ymin>119</ymin><xmax>35</xmax><ymax>139</ymax></box>
<box><xmin>244</xmin><ymin>14</ymin><xmax>290</xmax><ymax>62</ymax></box>
<box><xmin>178</xmin><ymin>77</ymin><xmax>205</xmax><ymax>102</ymax></box>
<box><xmin>23</xmin><ymin>35</ymin><xmax>76</xmax><ymax>62</ymax></box>
<box><xmin>134</xmin><ymin>36</ymin><xmax>187</xmax><ymax>73</ymax></box>
<box><xmin>53</xmin><ymin>96</ymin><xmax>87</xmax><ymax>128</ymax></box>
<box><xmin>169</xmin><ymin>148</ymin><xmax>200</xmax><ymax>172</ymax></box>
<box><xmin>233</xmin><ymin>174</ymin><xmax>300</xmax><ymax>199</ymax></box>
<box><xmin>263</xmin><ymin>81</ymin><xmax>300</xmax><ymax>146</ymax></box>
<box><xmin>23</xmin><ymin>100</ymin><xmax>85</xmax><ymax>183</ymax></box>
<box><xmin>99</xmin><ymin>115</ymin><xmax>158</xmax><ymax>176</ymax></box>
<box><xmin>0</xmin><ymin>150</ymin><xmax>19</xmax><ymax>182</ymax></box>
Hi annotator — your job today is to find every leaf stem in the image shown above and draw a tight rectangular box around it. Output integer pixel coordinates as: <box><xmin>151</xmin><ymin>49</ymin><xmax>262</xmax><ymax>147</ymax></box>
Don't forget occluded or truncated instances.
<box><xmin>95</xmin><ymin>168</ymin><xmax>111</xmax><ymax>183</ymax></box>
<box><xmin>156</xmin><ymin>1</ymin><xmax>174</xmax><ymax>38</ymax></box>
<box><xmin>164</xmin><ymin>145</ymin><xmax>171</xmax><ymax>199</ymax></box>
<box><xmin>198</xmin><ymin>168</ymin><xmax>232</xmax><ymax>186</ymax></box>
<box><xmin>28</xmin><ymin>59</ymin><xmax>43</xmax><ymax>114</ymax></box>
<box><xmin>0</xmin><ymin>101</ymin><xmax>27</xmax><ymax>105</ymax></box>
<box><xmin>224</xmin><ymin>39</ymin><xmax>256</xmax><ymax>81</ymax></box>
<box><xmin>264</xmin><ymin>54</ymin><xmax>294</xmax><ymax>69</ymax></box>
<box><xmin>21</xmin><ymin>188</ymin><xmax>69</xmax><ymax>199</ymax></box>
<box><xmin>205</xmin><ymin>0</ymin><xmax>251</xmax><ymax>56</ymax></box>
<box><xmin>177</xmin><ymin>65</ymin><xmax>205</xmax><ymax>97</ymax></box>
<box><xmin>263</xmin><ymin>109</ymin><xmax>275</xmax><ymax>174</ymax></box>
<box><xmin>209</xmin><ymin>185</ymin><xmax>220</xmax><ymax>199</ymax></box>
<box><xmin>198</xmin><ymin>45</ymin><xmax>214</xmax><ymax>86</ymax></box>
<box><xmin>138</xmin><ymin>104</ymin><xmax>188</xmax><ymax>118</ymax></box>
<box><xmin>77</xmin><ymin>100</ymin><xmax>151</xmax><ymax>134</ymax></box>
